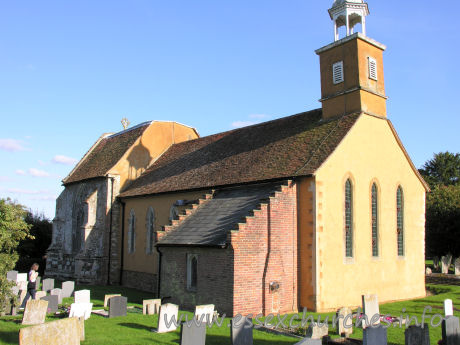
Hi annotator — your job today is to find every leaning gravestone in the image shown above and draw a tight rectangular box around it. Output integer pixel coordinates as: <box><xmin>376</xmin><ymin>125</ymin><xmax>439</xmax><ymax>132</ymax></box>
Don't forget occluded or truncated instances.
<box><xmin>22</xmin><ymin>299</ymin><xmax>48</xmax><ymax>325</ymax></box>
<box><xmin>434</xmin><ymin>256</ymin><xmax>440</xmax><ymax>271</ymax></box>
<box><xmin>337</xmin><ymin>307</ymin><xmax>353</xmax><ymax>337</ymax></box>
<box><xmin>442</xmin><ymin>255</ymin><xmax>453</xmax><ymax>274</ymax></box>
<box><xmin>74</xmin><ymin>290</ymin><xmax>91</xmax><ymax>304</ymax></box>
<box><xmin>17</xmin><ymin>273</ymin><xmax>27</xmax><ymax>282</ymax></box>
<box><xmin>231</xmin><ymin>318</ymin><xmax>253</xmax><ymax>345</ymax></box>
<box><xmin>180</xmin><ymin>321</ymin><xmax>206</xmax><ymax>345</ymax></box>
<box><xmin>405</xmin><ymin>324</ymin><xmax>430</xmax><ymax>345</ymax></box>
<box><xmin>306</xmin><ymin>323</ymin><xmax>328</xmax><ymax>339</ymax></box>
<box><xmin>6</xmin><ymin>270</ymin><xmax>18</xmax><ymax>281</ymax></box>
<box><xmin>445</xmin><ymin>299</ymin><xmax>454</xmax><ymax>317</ymax></box>
<box><xmin>143</xmin><ymin>299</ymin><xmax>161</xmax><ymax>315</ymax></box>
<box><xmin>442</xmin><ymin>316</ymin><xmax>460</xmax><ymax>345</ymax></box>
<box><xmin>362</xmin><ymin>294</ymin><xmax>380</xmax><ymax>328</ymax></box>
<box><xmin>35</xmin><ymin>291</ymin><xmax>47</xmax><ymax>300</ymax></box>
<box><xmin>50</xmin><ymin>288</ymin><xmax>63</xmax><ymax>304</ymax></box>
<box><xmin>195</xmin><ymin>304</ymin><xmax>214</xmax><ymax>323</ymax></box>
<box><xmin>455</xmin><ymin>258</ymin><xmax>460</xmax><ymax>276</ymax></box>
<box><xmin>363</xmin><ymin>324</ymin><xmax>387</xmax><ymax>345</ymax></box>
<box><xmin>69</xmin><ymin>302</ymin><xmax>93</xmax><ymax>320</ymax></box>
<box><xmin>19</xmin><ymin>317</ymin><xmax>81</xmax><ymax>345</ymax></box>
<box><xmin>156</xmin><ymin>303</ymin><xmax>179</xmax><ymax>333</ymax></box>
<box><xmin>108</xmin><ymin>296</ymin><xmax>127</xmax><ymax>318</ymax></box>
<box><xmin>62</xmin><ymin>281</ymin><xmax>75</xmax><ymax>298</ymax></box>
<box><xmin>35</xmin><ymin>276</ymin><xmax>41</xmax><ymax>290</ymax></box>
<box><xmin>41</xmin><ymin>295</ymin><xmax>58</xmax><ymax>314</ymax></box>
<box><xmin>42</xmin><ymin>278</ymin><xmax>54</xmax><ymax>292</ymax></box>
<box><xmin>104</xmin><ymin>294</ymin><xmax>121</xmax><ymax>308</ymax></box>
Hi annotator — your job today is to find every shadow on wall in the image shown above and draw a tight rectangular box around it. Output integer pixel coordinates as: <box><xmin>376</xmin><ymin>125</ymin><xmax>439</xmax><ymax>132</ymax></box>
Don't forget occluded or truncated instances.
<box><xmin>127</xmin><ymin>140</ymin><xmax>152</xmax><ymax>182</ymax></box>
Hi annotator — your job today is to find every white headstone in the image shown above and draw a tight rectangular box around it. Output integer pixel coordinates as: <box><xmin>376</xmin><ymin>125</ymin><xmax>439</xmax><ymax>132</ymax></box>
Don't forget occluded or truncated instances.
<box><xmin>50</xmin><ymin>288</ymin><xmax>63</xmax><ymax>304</ymax></box>
<box><xmin>143</xmin><ymin>299</ymin><xmax>161</xmax><ymax>315</ymax></box>
<box><xmin>35</xmin><ymin>291</ymin><xmax>47</xmax><ymax>300</ymax></box>
<box><xmin>445</xmin><ymin>299</ymin><xmax>454</xmax><ymax>317</ymax></box>
<box><xmin>17</xmin><ymin>273</ymin><xmax>27</xmax><ymax>282</ymax></box>
<box><xmin>69</xmin><ymin>303</ymin><xmax>93</xmax><ymax>320</ymax></box>
<box><xmin>362</xmin><ymin>294</ymin><xmax>380</xmax><ymax>328</ymax></box>
<box><xmin>337</xmin><ymin>307</ymin><xmax>353</xmax><ymax>337</ymax></box>
<box><xmin>195</xmin><ymin>304</ymin><xmax>215</xmax><ymax>323</ymax></box>
<box><xmin>6</xmin><ymin>270</ymin><xmax>18</xmax><ymax>281</ymax></box>
<box><xmin>455</xmin><ymin>258</ymin><xmax>460</xmax><ymax>276</ymax></box>
<box><xmin>74</xmin><ymin>290</ymin><xmax>91</xmax><ymax>304</ymax></box>
<box><xmin>61</xmin><ymin>281</ymin><xmax>75</xmax><ymax>298</ymax></box>
<box><xmin>157</xmin><ymin>303</ymin><xmax>179</xmax><ymax>333</ymax></box>
<box><xmin>442</xmin><ymin>255</ymin><xmax>453</xmax><ymax>274</ymax></box>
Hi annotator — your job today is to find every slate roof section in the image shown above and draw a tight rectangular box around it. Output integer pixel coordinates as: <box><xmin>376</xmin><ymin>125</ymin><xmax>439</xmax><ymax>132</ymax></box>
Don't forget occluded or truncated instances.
<box><xmin>63</xmin><ymin>122</ymin><xmax>151</xmax><ymax>185</ymax></box>
<box><xmin>120</xmin><ymin>109</ymin><xmax>360</xmax><ymax>197</ymax></box>
<box><xmin>157</xmin><ymin>183</ymin><xmax>281</xmax><ymax>247</ymax></box>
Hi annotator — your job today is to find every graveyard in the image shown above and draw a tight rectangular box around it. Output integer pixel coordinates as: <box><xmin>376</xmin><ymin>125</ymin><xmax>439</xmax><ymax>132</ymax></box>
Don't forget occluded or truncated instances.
<box><xmin>1</xmin><ymin>278</ymin><xmax>460</xmax><ymax>345</ymax></box>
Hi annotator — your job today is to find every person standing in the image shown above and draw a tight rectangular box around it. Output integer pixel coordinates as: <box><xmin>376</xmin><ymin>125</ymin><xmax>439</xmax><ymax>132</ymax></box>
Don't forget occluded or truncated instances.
<box><xmin>27</xmin><ymin>263</ymin><xmax>39</xmax><ymax>300</ymax></box>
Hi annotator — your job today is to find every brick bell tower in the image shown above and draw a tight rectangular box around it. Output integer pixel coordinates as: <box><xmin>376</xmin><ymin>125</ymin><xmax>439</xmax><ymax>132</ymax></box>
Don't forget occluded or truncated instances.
<box><xmin>315</xmin><ymin>0</ymin><xmax>387</xmax><ymax>119</ymax></box>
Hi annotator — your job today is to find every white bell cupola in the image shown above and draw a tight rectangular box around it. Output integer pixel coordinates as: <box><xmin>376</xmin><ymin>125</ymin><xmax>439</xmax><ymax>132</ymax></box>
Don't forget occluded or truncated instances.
<box><xmin>329</xmin><ymin>0</ymin><xmax>369</xmax><ymax>41</ymax></box>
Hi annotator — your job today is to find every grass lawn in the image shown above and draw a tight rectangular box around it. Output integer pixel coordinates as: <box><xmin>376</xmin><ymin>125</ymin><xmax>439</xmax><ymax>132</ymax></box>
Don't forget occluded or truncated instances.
<box><xmin>1</xmin><ymin>283</ymin><xmax>459</xmax><ymax>345</ymax></box>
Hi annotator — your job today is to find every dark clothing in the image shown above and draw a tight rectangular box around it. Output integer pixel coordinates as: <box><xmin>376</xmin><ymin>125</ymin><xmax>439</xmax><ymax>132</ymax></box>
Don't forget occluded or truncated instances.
<box><xmin>27</xmin><ymin>281</ymin><xmax>36</xmax><ymax>300</ymax></box>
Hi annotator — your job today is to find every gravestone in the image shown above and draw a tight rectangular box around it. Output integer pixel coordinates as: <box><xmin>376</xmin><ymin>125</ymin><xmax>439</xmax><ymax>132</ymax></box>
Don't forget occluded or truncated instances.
<box><xmin>51</xmin><ymin>288</ymin><xmax>63</xmax><ymax>304</ymax></box>
<box><xmin>35</xmin><ymin>291</ymin><xmax>47</xmax><ymax>300</ymax></box>
<box><xmin>22</xmin><ymin>299</ymin><xmax>48</xmax><ymax>325</ymax></box>
<box><xmin>337</xmin><ymin>307</ymin><xmax>353</xmax><ymax>337</ymax></box>
<box><xmin>306</xmin><ymin>323</ymin><xmax>328</xmax><ymax>339</ymax></box>
<box><xmin>62</xmin><ymin>281</ymin><xmax>75</xmax><ymax>298</ymax></box>
<box><xmin>195</xmin><ymin>304</ymin><xmax>215</xmax><ymax>323</ymax></box>
<box><xmin>231</xmin><ymin>318</ymin><xmax>253</xmax><ymax>345</ymax></box>
<box><xmin>363</xmin><ymin>324</ymin><xmax>387</xmax><ymax>345</ymax></box>
<box><xmin>442</xmin><ymin>255</ymin><xmax>453</xmax><ymax>274</ymax></box>
<box><xmin>425</xmin><ymin>267</ymin><xmax>432</xmax><ymax>275</ymax></box>
<box><xmin>294</xmin><ymin>338</ymin><xmax>321</xmax><ymax>345</ymax></box>
<box><xmin>69</xmin><ymin>302</ymin><xmax>93</xmax><ymax>320</ymax></box>
<box><xmin>36</xmin><ymin>276</ymin><xmax>41</xmax><ymax>290</ymax></box>
<box><xmin>180</xmin><ymin>321</ymin><xmax>207</xmax><ymax>345</ymax></box>
<box><xmin>41</xmin><ymin>295</ymin><xmax>58</xmax><ymax>314</ymax></box>
<box><xmin>6</xmin><ymin>270</ymin><xmax>18</xmax><ymax>281</ymax></box>
<box><xmin>455</xmin><ymin>258</ymin><xmax>460</xmax><ymax>276</ymax></box>
<box><xmin>433</xmin><ymin>256</ymin><xmax>440</xmax><ymax>271</ymax></box>
<box><xmin>442</xmin><ymin>316</ymin><xmax>460</xmax><ymax>345</ymax></box>
<box><xmin>19</xmin><ymin>317</ymin><xmax>81</xmax><ymax>345</ymax></box>
<box><xmin>18</xmin><ymin>281</ymin><xmax>28</xmax><ymax>308</ymax></box>
<box><xmin>143</xmin><ymin>299</ymin><xmax>161</xmax><ymax>315</ymax></box>
<box><xmin>445</xmin><ymin>299</ymin><xmax>454</xmax><ymax>317</ymax></box>
<box><xmin>108</xmin><ymin>296</ymin><xmax>127</xmax><ymax>318</ymax></box>
<box><xmin>74</xmin><ymin>289</ymin><xmax>90</xmax><ymax>304</ymax></box>
<box><xmin>42</xmin><ymin>278</ymin><xmax>54</xmax><ymax>292</ymax></box>
<box><xmin>362</xmin><ymin>294</ymin><xmax>380</xmax><ymax>328</ymax></box>
<box><xmin>104</xmin><ymin>294</ymin><xmax>121</xmax><ymax>308</ymax></box>
<box><xmin>156</xmin><ymin>303</ymin><xmax>179</xmax><ymax>333</ymax></box>
<box><xmin>17</xmin><ymin>273</ymin><xmax>27</xmax><ymax>282</ymax></box>
<box><xmin>405</xmin><ymin>324</ymin><xmax>430</xmax><ymax>345</ymax></box>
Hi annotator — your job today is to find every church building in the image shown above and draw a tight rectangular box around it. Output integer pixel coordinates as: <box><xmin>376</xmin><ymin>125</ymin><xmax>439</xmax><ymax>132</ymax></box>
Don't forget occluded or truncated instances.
<box><xmin>47</xmin><ymin>0</ymin><xmax>429</xmax><ymax>316</ymax></box>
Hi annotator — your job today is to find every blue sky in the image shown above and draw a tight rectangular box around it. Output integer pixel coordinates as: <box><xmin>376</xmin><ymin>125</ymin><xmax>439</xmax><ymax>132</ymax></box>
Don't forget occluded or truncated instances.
<box><xmin>1</xmin><ymin>0</ymin><xmax>459</xmax><ymax>218</ymax></box>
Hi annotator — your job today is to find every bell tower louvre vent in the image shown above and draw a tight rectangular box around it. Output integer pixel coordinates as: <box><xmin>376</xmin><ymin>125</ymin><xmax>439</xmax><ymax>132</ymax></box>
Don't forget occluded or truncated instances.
<box><xmin>333</xmin><ymin>61</ymin><xmax>344</xmax><ymax>84</ymax></box>
<box><xmin>368</xmin><ymin>57</ymin><xmax>377</xmax><ymax>80</ymax></box>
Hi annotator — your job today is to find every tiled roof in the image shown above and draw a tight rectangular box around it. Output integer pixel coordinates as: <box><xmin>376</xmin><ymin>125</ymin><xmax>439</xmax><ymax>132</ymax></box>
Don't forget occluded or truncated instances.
<box><xmin>157</xmin><ymin>183</ymin><xmax>281</xmax><ymax>247</ymax></box>
<box><xmin>63</xmin><ymin>122</ymin><xmax>151</xmax><ymax>185</ymax></box>
<box><xmin>120</xmin><ymin>109</ymin><xmax>360</xmax><ymax>197</ymax></box>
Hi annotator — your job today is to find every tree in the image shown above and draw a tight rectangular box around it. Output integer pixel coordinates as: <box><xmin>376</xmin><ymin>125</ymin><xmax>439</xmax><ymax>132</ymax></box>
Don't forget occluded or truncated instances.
<box><xmin>0</xmin><ymin>198</ymin><xmax>31</xmax><ymax>313</ymax></box>
<box><xmin>419</xmin><ymin>152</ymin><xmax>460</xmax><ymax>188</ymax></box>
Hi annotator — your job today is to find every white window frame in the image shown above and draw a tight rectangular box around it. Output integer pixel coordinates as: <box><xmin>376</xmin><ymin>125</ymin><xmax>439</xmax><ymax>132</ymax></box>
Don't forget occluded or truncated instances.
<box><xmin>186</xmin><ymin>254</ymin><xmax>198</xmax><ymax>292</ymax></box>
<box><xmin>368</xmin><ymin>57</ymin><xmax>378</xmax><ymax>81</ymax></box>
<box><xmin>128</xmin><ymin>209</ymin><xmax>136</xmax><ymax>254</ymax></box>
<box><xmin>333</xmin><ymin>61</ymin><xmax>344</xmax><ymax>85</ymax></box>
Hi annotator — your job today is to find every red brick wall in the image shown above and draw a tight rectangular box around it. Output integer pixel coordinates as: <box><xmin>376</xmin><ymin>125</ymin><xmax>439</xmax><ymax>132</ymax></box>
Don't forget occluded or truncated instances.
<box><xmin>230</xmin><ymin>181</ymin><xmax>298</xmax><ymax>316</ymax></box>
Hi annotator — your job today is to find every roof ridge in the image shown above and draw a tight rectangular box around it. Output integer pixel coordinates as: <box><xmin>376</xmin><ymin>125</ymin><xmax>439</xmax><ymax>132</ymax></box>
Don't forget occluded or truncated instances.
<box><xmin>106</xmin><ymin>121</ymin><xmax>152</xmax><ymax>139</ymax></box>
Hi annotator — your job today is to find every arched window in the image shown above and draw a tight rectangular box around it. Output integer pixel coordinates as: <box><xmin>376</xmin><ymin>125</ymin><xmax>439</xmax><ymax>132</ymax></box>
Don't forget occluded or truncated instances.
<box><xmin>371</xmin><ymin>183</ymin><xmax>379</xmax><ymax>257</ymax></box>
<box><xmin>345</xmin><ymin>179</ymin><xmax>353</xmax><ymax>258</ymax></box>
<box><xmin>128</xmin><ymin>209</ymin><xmax>136</xmax><ymax>254</ymax></box>
<box><xmin>169</xmin><ymin>205</ymin><xmax>179</xmax><ymax>222</ymax></box>
<box><xmin>397</xmin><ymin>187</ymin><xmax>404</xmax><ymax>256</ymax></box>
<box><xmin>187</xmin><ymin>254</ymin><xmax>198</xmax><ymax>291</ymax></box>
<box><xmin>146</xmin><ymin>207</ymin><xmax>155</xmax><ymax>254</ymax></box>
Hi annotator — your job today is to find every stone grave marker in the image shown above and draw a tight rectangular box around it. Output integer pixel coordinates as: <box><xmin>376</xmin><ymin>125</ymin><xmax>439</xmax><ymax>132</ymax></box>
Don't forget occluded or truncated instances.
<box><xmin>104</xmin><ymin>294</ymin><xmax>121</xmax><ymax>308</ymax></box>
<box><xmin>195</xmin><ymin>304</ymin><xmax>215</xmax><ymax>323</ymax></box>
<box><xmin>363</xmin><ymin>324</ymin><xmax>387</xmax><ymax>345</ymax></box>
<box><xmin>18</xmin><ymin>281</ymin><xmax>28</xmax><ymax>308</ymax></box>
<box><xmin>362</xmin><ymin>294</ymin><xmax>380</xmax><ymax>328</ymax></box>
<box><xmin>36</xmin><ymin>276</ymin><xmax>41</xmax><ymax>290</ymax></box>
<box><xmin>22</xmin><ymin>299</ymin><xmax>48</xmax><ymax>325</ymax></box>
<box><xmin>337</xmin><ymin>307</ymin><xmax>353</xmax><ymax>337</ymax></box>
<box><xmin>442</xmin><ymin>255</ymin><xmax>453</xmax><ymax>274</ymax></box>
<box><xmin>69</xmin><ymin>302</ymin><xmax>93</xmax><ymax>320</ymax></box>
<box><xmin>156</xmin><ymin>303</ymin><xmax>179</xmax><ymax>333</ymax></box>
<box><xmin>35</xmin><ymin>291</ymin><xmax>47</xmax><ymax>300</ymax></box>
<box><xmin>405</xmin><ymin>324</ymin><xmax>430</xmax><ymax>345</ymax></box>
<box><xmin>42</xmin><ymin>278</ymin><xmax>54</xmax><ymax>292</ymax></box>
<box><xmin>231</xmin><ymin>317</ymin><xmax>253</xmax><ymax>345</ymax></box>
<box><xmin>434</xmin><ymin>256</ymin><xmax>440</xmax><ymax>271</ymax></box>
<box><xmin>306</xmin><ymin>323</ymin><xmax>328</xmax><ymax>339</ymax></box>
<box><xmin>77</xmin><ymin>316</ymin><xmax>85</xmax><ymax>341</ymax></box>
<box><xmin>19</xmin><ymin>317</ymin><xmax>81</xmax><ymax>345</ymax></box>
<box><xmin>51</xmin><ymin>288</ymin><xmax>63</xmax><ymax>304</ymax></box>
<box><xmin>425</xmin><ymin>267</ymin><xmax>432</xmax><ymax>275</ymax></box>
<box><xmin>294</xmin><ymin>338</ymin><xmax>321</xmax><ymax>345</ymax></box>
<box><xmin>108</xmin><ymin>296</ymin><xmax>127</xmax><ymax>318</ymax></box>
<box><xmin>17</xmin><ymin>273</ymin><xmax>27</xmax><ymax>282</ymax></box>
<box><xmin>180</xmin><ymin>321</ymin><xmax>207</xmax><ymax>345</ymax></box>
<box><xmin>6</xmin><ymin>270</ymin><xmax>18</xmax><ymax>281</ymax></box>
<box><xmin>455</xmin><ymin>258</ymin><xmax>460</xmax><ymax>276</ymax></box>
<box><xmin>445</xmin><ymin>299</ymin><xmax>454</xmax><ymax>317</ymax></box>
<box><xmin>41</xmin><ymin>295</ymin><xmax>58</xmax><ymax>314</ymax></box>
<box><xmin>74</xmin><ymin>289</ymin><xmax>91</xmax><ymax>304</ymax></box>
<box><xmin>143</xmin><ymin>299</ymin><xmax>161</xmax><ymax>315</ymax></box>
<box><xmin>62</xmin><ymin>281</ymin><xmax>75</xmax><ymax>298</ymax></box>
<box><xmin>442</xmin><ymin>316</ymin><xmax>460</xmax><ymax>345</ymax></box>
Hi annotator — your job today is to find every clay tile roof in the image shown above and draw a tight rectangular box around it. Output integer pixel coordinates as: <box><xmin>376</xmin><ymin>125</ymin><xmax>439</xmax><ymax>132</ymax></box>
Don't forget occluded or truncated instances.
<box><xmin>120</xmin><ymin>109</ymin><xmax>360</xmax><ymax>197</ymax></box>
<box><xmin>63</xmin><ymin>122</ymin><xmax>151</xmax><ymax>185</ymax></box>
<box><xmin>158</xmin><ymin>182</ymin><xmax>282</xmax><ymax>247</ymax></box>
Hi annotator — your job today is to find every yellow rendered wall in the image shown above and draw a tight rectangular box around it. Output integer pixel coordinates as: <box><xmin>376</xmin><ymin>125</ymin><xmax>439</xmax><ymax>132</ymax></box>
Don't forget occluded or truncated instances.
<box><xmin>314</xmin><ymin>114</ymin><xmax>426</xmax><ymax>312</ymax></box>
<box><xmin>110</xmin><ymin>122</ymin><xmax>198</xmax><ymax>190</ymax></box>
<box><xmin>122</xmin><ymin>189</ymin><xmax>210</xmax><ymax>274</ymax></box>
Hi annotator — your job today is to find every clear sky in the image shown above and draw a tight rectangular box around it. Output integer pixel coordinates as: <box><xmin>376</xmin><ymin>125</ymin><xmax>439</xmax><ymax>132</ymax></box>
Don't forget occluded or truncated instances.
<box><xmin>1</xmin><ymin>0</ymin><xmax>459</xmax><ymax>219</ymax></box>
